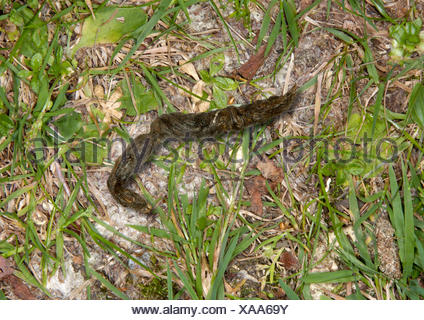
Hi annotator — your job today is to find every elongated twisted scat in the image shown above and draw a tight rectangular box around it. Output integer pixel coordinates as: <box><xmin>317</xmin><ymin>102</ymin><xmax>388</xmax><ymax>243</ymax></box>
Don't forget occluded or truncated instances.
<box><xmin>107</xmin><ymin>85</ymin><xmax>300</xmax><ymax>213</ymax></box>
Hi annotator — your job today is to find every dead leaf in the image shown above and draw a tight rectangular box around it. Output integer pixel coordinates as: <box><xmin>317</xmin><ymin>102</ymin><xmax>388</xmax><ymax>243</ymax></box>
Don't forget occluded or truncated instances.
<box><xmin>98</xmin><ymin>86</ymin><xmax>123</xmax><ymax>123</ymax></box>
<box><xmin>280</xmin><ymin>251</ymin><xmax>299</xmax><ymax>271</ymax></box>
<box><xmin>2</xmin><ymin>274</ymin><xmax>36</xmax><ymax>300</ymax></box>
<box><xmin>191</xmin><ymin>80</ymin><xmax>210</xmax><ymax>112</ymax></box>
<box><xmin>0</xmin><ymin>256</ymin><xmax>14</xmax><ymax>280</ymax></box>
<box><xmin>179</xmin><ymin>60</ymin><xmax>199</xmax><ymax>81</ymax></box>
<box><xmin>195</xmin><ymin>101</ymin><xmax>210</xmax><ymax>113</ymax></box>
<box><xmin>256</xmin><ymin>158</ymin><xmax>283</xmax><ymax>183</ymax></box>
<box><xmin>191</xmin><ymin>80</ymin><xmax>206</xmax><ymax>102</ymax></box>
<box><xmin>245</xmin><ymin>176</ymin><xmax>267</xmax><ymax>215</ymax></box>
<box><xmin>201</xmin><ymin>256</ymin><xmax>212</xmax><ymax>296</ymax></box>
<box><xmin>237</xmin><ymin>44</ymin><xmax>267</xmax><ymax>81</ymax></box>
<box><xmin>93</xmin><ymin>84</ymin><xmax>105</xmax><ymax>99</ymax></box>
<box><xmin>245</xmin><ymin>158</ymin><xmax>284</xmax><ymax>215</ymax></box>
<box><xmin>79</xmin><ymin>82</ymin><xmax>122</xmax><ymax>124</ymax></box>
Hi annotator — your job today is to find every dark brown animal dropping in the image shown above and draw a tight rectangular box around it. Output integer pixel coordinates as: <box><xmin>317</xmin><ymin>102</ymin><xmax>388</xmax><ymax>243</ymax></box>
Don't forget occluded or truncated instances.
<box><xmin>108</xmin><ymin>85</ymin><xmax>300</xmax><ymax>213</ymax></box>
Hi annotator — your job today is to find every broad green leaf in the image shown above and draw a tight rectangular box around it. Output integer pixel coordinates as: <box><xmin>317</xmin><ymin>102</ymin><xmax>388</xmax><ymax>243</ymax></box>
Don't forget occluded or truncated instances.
<box><xmin>212</xmin><ymin>85</ymin><xmax>227</xmax><ymax>108</ymax></box>
<box><xmin>17</xmin><ymin>69</ymin><xmax>32</xmax><ymax>79</ymax></box>
<box><xmin>409</xmin><ymin>82</ymin><xmax>424</xmax><ymax>129</ymax></box>
<box><xmin>346</xmin><ymin>159</ymin><xmax>366</xmax><ymax>175</ymax></box>
<box><xmin>119</xmin><ymin>76</ymin><xmax>158</xmax><ymax>116</ymax></box>
<box><xmin>212</xmin><ymin>77</ymin><xmax>238</xmax><ymax>91</ymax></box>
<box><xmin>54</xmin><ymin>111</ymin><xmax>83</xmax><ymax>140</ymax></box>
<box><xmin>72</xmin><ymin>6</ymin><xmax>148</xmax><ymax>54</ymax></box>
<box><xmin>81</xmin><ymin>141</ymin><xmax>108</xmax><ymax>165</ymax></box>
<box><xmin>405</xmin><ymin>280</ymin><xmax>424</xmax><ymax>299</ymax></box>
<box><xmin>199</xmin><ymin>69</ymin><xmax>212</xmax><ymax>83</ymax></box>
<box><xmin>389</xmin><ymin>18</ymin><xmax>423</xmax><ymax>60</ymax></box>
<box><xmin>209</xmin><ymin>54</ymin><xmax>225</xmax><ymax>77</ymax></box>
<box><xmin>195</xmin><ymin>216</ymin><xmax>211</xmax><ymax>230</ymax></box>
<box><xmin>0</xmin><ymin>114</ymin><xmax>14</xmax><ymax>136</ymax></box>
<box><xmin>14</xmin><ymin>8</ymin><xmax>48</xmax><ymax>58</ymax></box>
<box><xmin>30</xmin><ymin>53</ymin><xmax>43</xmax><ymax>71</ymax></box>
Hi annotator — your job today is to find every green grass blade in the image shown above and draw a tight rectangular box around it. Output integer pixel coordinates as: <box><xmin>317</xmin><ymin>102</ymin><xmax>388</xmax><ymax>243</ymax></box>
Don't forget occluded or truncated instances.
<box><xmin>370</xmin><ymin>82</ymin><xmax>385</xmax><ymax>137</ymax></box>
<box><xmin>283</xmin><ymin>0</ymin><xmax>299</xmax><ymax>46</ymax></box>
<box><xmin>0</xmin><ymin>184</ymin><xmax>35</xmax><ymax>209</ymax></box>
<box><xmin>167</xmin><ymin>263</ymin><xmax>174</xmax><ymax>300</ymax></box>
<box><xmin>361</xmin><ymin>40</ymin><xmax>379</xmax><ymax>83</ymax></box>
<box><xmin>115</xmin><ymin>0</ymin><xmax>173</xmax><ymax>68</ymax></box>
<box><xmin>208</xmin><ymin>230</ymin><xmax>239</xmax><ymax>299</ymax></box>
<box><xmin>13</xmin><ymin>269</ymin><xmax>51</xmax><ymax>297</ymax></box>
<box><xmin>87</xmin><ymin>266</ymin><xmax>129</xmax><ymax>300</ymax></box>
<box><xmin>266</xmin><ymin>181</ymin><xmax>298</xmax><ymax>228</ymax></box>
<box><xmin>139</xmin><ymin>63</ymin><xmax>174</xmax><ymax>112</ymax></box>
<box><xmin>348</xmin><ymin>176</ymin><xmax>374</xmax><ymax>267</ymax></box>
<box><xmin>208</xmin><ymin>0</ymin><xmax>240</xmax><ymax>62</ymax></box>
<box><xmin>278</xmin><ymin>279</ymin><xmax>300</xmax><ymax>299</ymax></box>
<box><xmin>402</xmin><ymin>161</ymin><xmax>415</xmax><ymax>279</ymax></box>
<box><xmin>324</xmin><ymin>28</ymin><xmax>354</xmax><ymax>45</ymax></box>
<box><xmin>173</xmin><ymin>261</ymin><xmax>199</xmax><ymax>299</ymax></box>
<box><xmin>302</xmin><ymin>270</ymin><xmax>356</xmax><ymax>284</ymax></box>
<box><xmin>387</xmin><ymin>165</ymin><xmax>405</xmax><ymax>262</ymax></box>
<box><xmin>256</xmin><ymin>0</ymin><xmax>278</xmax><ymax>50</ymax></box>
<box><xmin>368</xmin><ymin>0</ymin><xmax>394</xmax><ymax>23</ymax></box>
<box><xmin>265</xmin><ymin>4</ymin><xmax>282</xmax><ymax>56</ymax></box>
